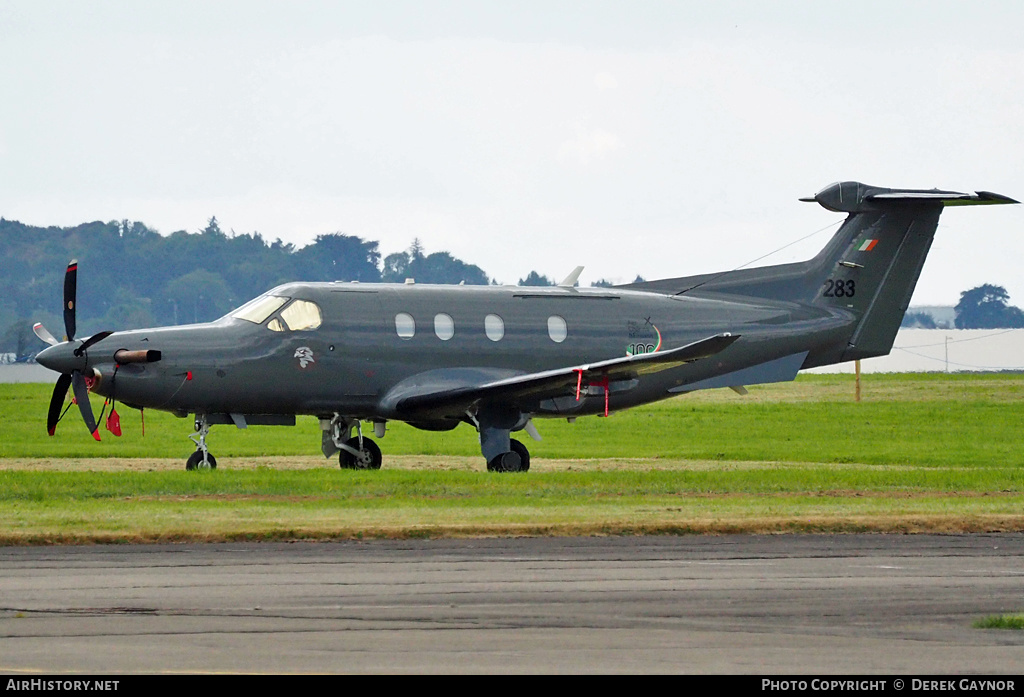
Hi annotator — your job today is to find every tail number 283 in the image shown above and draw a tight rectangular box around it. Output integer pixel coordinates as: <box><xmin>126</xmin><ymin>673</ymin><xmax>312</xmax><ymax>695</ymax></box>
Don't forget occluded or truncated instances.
<box><xmin>823</xmin><ymin>279</ymin><xmax>855</xmax><ymax>298</ymax></box>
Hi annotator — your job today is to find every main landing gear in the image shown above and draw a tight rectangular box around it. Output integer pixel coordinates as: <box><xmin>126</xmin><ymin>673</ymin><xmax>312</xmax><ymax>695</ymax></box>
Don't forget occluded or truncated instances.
<box><xmin>476</xmin><ymin>405</ymin><xmax>532</xmax><ymax>473</ymax></box>
<box><xmin>186</xmin><ymin>414</ymin><xmax>217</xmax><ymax>470</ymax></box>
<box><xmin>322</xmin><ymin>414</ymin><xmax>383</xmax><ymax>470</ymax></box>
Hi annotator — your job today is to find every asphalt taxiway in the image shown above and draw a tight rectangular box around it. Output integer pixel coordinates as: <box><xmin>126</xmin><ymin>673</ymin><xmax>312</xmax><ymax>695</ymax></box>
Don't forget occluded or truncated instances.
<box><xmin>2</xmin><ymin>534</ymin><xmax>1023</xmax><ymax>674</ymax></box>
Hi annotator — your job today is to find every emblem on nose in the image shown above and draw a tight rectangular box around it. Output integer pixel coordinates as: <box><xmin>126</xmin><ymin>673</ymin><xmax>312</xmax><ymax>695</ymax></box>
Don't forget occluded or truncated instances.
<box><xmin>294</xmin><ymin>346</ymin><xmax>315</xmax><ymax>369</ymax></box>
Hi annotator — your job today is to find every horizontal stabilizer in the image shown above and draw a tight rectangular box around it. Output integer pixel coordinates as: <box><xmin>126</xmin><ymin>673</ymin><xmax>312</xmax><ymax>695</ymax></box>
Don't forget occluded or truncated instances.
<box><xmin>867</xmin><ymin>190</ymin><xmax>1018</xmax><ymax>206</ymax></box>
<box><xmin>800</xmin><ymin>182</ymin><xmax>1018</xmax><ymax>213</ymax></box>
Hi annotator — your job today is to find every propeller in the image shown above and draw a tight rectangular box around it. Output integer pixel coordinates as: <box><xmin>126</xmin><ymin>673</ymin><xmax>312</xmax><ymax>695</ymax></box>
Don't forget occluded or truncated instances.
<box><xmin>32</xmin><ymin>322</ymin><xmax>58</xmax><ymax>346</ymax></box>
<box><xmin>34</xmin><ymin>260</ymin><xmax>113</xmax><ymax>441</ymax></box>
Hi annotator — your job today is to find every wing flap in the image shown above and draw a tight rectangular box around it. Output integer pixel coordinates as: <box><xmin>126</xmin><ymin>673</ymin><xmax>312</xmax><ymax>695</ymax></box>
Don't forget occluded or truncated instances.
<box><xmin>668</xmin><ymin>351</ymin><xmax>808</xmax><ymax>393</ymax></box>
<box><xmin>392</xmin><ymin>333</ymin><xmax>739</xmax><ymax>416</ymax></box>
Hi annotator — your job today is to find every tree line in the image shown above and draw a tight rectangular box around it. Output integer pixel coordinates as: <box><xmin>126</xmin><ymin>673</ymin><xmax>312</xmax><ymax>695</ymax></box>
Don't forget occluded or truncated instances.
<box><xmin>902</xmin><ymin>284</ymin><xmax>1024</xmax><ymax>330</ymax></box>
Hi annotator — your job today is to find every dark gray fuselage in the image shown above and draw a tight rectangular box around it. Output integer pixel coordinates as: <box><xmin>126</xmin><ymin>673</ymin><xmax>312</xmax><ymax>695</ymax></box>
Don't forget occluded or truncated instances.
<box><xmin>85</xmin><ymin>282</ymin><xmax>851</xmax><ymax>423</ymax></box>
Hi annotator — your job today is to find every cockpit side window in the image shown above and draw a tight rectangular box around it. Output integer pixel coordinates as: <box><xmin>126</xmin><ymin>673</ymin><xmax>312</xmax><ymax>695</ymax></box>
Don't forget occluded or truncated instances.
<box><xmin>279</xmin><ymin>299</ymin><xmax>322</xmax><ymax>331</ymax></box>
<box><xmin>232</xmin><ymin>295</ymin><xmax>289</xmax><ymax>324</ymax></box>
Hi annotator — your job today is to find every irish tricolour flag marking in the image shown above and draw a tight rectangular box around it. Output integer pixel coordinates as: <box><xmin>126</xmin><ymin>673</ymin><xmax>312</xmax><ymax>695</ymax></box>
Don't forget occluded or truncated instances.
<box><xmin>857</xmin><ymin>239</ymin><xmax>879</xmax><ymax>252</ymax></box>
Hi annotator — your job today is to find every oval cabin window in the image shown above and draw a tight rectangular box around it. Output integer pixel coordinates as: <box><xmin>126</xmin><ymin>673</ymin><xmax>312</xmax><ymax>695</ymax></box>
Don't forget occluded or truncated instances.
<box><xmin>434</xmin><ymin>313</ymin><xmax>455</xmax><ymax>340</ymax></box>
<box><xmin>395</xmin><ymin>312</ymin><xmax>416</xmax><ymax>339</ymax></box>
<box><xmin>485</xmin><ymin>314</ymin><xmax>504</xmax><ymax>342</ymax></box>
<box><xmin>547</xmin><ymin>315</ymin><xmax>567</xmax><ymax>343</ymax></box>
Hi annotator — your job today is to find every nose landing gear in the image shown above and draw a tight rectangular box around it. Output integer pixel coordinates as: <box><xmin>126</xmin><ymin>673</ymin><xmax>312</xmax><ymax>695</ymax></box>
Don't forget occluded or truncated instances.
<box><xmin>186</xmin><ymin>415</ymin><xmax>217</xmax><ymax>470</ymax></box>
<box><xmin>339</xmin><ymin>436</ymin><xmax>382</xmax><ymax>470</ymax></box>
<box><xmin>322</xmin><ymin>414</ymin><xmax>383</xmax><ymax>470</ymax></box>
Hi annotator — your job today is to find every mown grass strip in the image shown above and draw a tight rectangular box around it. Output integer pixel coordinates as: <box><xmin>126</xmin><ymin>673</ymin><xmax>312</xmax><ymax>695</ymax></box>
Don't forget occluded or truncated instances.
<box><xmin>2</xmin><ymin>465</ymin><xmax>1024</xmax><ymax>543</ymax></box>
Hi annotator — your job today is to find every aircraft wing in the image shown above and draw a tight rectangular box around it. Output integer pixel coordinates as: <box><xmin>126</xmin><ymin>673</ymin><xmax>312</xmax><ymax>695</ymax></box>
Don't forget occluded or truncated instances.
<box><xmin>390</xmin><ymin>333</ymin><xmax>739</xmax><ymax>416</ymax></box>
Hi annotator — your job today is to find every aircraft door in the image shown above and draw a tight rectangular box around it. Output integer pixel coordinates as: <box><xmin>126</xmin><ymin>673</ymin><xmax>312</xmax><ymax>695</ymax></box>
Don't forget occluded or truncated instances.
<box><xmin>311</xmin><ymin>289</ymin><xmax>388</xmax><ymax>405</ymax></box>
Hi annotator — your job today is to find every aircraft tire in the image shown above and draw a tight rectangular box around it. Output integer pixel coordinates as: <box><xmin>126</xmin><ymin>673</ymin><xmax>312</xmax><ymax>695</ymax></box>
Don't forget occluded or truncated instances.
<box><xmin>339</xmin><ymin>437</ymin><xmax>382</xmax><ymax>470</ymax></box>
<box><xmin>185</xmin><ymin>451</ymin><xmax>217</xmax><ymax>471</ymax></box>
<box><xmin>509</xmin><ymin>439</ymin><xmax>530</xmax><ymax>472</ymax></box>
<box><xmin>486</xmin><ymin>448</ymin><xmax>525</xmax><ymax>473</ymax></box>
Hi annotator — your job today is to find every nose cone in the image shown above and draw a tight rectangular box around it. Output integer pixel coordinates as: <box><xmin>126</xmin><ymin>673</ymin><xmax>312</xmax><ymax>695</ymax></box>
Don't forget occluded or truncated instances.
<box><xmin>36</xmin><ymin>342</ymin><xmax>85</xmax><ymax>375</ymax></box>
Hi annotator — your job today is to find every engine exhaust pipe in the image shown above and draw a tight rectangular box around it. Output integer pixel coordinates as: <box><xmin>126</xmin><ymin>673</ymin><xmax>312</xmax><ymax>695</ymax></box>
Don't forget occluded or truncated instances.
<box><xmin>114</xmin><ymin>349</ymin><xmax>162</xmax><ymax>365</ymax></box>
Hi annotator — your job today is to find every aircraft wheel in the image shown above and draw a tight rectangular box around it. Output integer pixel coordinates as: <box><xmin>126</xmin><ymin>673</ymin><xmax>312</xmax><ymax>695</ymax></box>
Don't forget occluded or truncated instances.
<box><xmin>186</xmin><ymin>451</ymin><xmax>217</xmax><ymax>471</ymax></box>
<box><xmin>339</xmin><ymin>436</ymin><xmax>382</xmax><ymax>470</ymax></box>
<box><xmin>509</xmin><ymin>439</ymin><xmax>530</xmax><ymax>472</ymax></box>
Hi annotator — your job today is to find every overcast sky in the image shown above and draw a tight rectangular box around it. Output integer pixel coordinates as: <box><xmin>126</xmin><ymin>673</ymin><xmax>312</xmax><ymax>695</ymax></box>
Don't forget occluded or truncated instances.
<box><xmin>1</xmin><ymin>1</ymin><xmax>1021</xmax><ymax>305</ymax></box>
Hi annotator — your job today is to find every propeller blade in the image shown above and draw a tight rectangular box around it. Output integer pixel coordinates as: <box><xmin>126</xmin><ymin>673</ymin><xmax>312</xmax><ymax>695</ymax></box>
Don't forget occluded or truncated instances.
<box><xmin>33</xmin><ymin>322</ymin><xmax>59</xmax><ymax>347</ymax></box>
<box><xmin>47</xmin><ymin>373</ymin><xmax>72</xmax><ymax>436</ymax></box>
<box><xmin>70</xmin><ymin>370</ymin><xmax>100</xmax><ymax>441</ymax></box>
<box><xmin>77</xmin><ymin>330</ymin><xmax>113</xmax><ymax>355</ymax></box>
<box><xmin>63</xmin><ymin>260</ymin><xmax>78</xmax><ymax>341</ymax></box>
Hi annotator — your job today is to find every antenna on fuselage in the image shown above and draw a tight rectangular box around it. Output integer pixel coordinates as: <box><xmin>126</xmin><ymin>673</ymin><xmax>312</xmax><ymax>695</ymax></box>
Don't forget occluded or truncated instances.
<box><xmin>558</xmin><ymin>266</ymin><xmax>584</xmax><ymax>288</ymax></box>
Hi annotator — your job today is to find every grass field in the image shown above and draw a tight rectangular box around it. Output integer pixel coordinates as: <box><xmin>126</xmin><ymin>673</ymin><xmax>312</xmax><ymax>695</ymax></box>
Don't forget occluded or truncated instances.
<box><xmin>1</xmin><ymin>373</ymin><xmax>1022</xmax><ymax>543</ymax></box>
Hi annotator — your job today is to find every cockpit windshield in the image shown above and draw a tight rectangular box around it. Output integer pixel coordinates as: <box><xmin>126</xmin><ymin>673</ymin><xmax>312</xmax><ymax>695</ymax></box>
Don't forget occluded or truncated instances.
<box><xmin>230</xmin><ymin>294</ymin><xmax>323</xmax><ymax>331</ymax></box>
<box><xmin>230</xmin><ymin>294</ymin><xmax>290</xmax><ymax>324</ymax></box>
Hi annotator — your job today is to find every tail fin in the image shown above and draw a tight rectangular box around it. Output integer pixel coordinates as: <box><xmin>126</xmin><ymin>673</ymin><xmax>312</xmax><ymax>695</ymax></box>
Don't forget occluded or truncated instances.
<box><xmin>626</xmin><ymin>181</ymin><xmax>1017</xmax><ymax>362</ymax></box>
<box><xmin>799</xmin><ymin>183</ymin><xmax>1015</xmax><ymax>361</ymax></box>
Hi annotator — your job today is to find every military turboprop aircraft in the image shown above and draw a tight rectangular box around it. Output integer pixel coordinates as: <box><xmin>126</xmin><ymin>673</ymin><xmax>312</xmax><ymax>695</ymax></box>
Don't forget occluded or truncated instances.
<box><xmin>34</xmin><ymin>181</ymin><xmax>1016</xmax><ymax>471</ymax></box>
